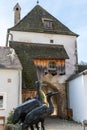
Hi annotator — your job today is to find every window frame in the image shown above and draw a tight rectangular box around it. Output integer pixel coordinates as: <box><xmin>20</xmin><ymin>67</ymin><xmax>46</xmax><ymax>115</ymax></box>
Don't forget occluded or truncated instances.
<box><xmin>0</xmin><ymin>92</ymin><xmax>7</xmax><ymax>110</ymax></box>
<box><xmin>42</xmin><ymin>18</ymin><xmax>53</xmax><ymax>29</ymax></box>
<box><xmin>48</xmin><ymin>61</ymin><xmax>56</xmax><ymax>69</ymax></box>
<box><xmin>47</xmin><ymin>61</ymin><xmax>65</xmax><ymax>76</ymax></box>
<box><xmin>48</xmin><ymin>61</ymin><xmax>57</xmax><ymax>75</ymax></box>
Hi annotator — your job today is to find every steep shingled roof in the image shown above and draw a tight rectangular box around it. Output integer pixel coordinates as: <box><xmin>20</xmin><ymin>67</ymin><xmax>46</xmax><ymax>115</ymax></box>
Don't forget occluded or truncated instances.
<box><xmin>9</xmin><ymin>5</ymin><xmax>78</xmax><ymax>36</ymax></box>
<box><xmin>0</xmin><ymin>47</ymin><xmax>22</xmax><ymax>69</ymax></box>
<box><xmin>10</xmin><ymin>41</ymin><xmax>69</xmax><ymax>89</ymax></box>
<box><xmin>78</xmin><ymin>65</ymin><xmax>87</xmax><ymax>73</ymax></box>
<box><xmin>10</xmin><ymin>41</ymin><xmax>69</xmax><ymax>59</ymax></box>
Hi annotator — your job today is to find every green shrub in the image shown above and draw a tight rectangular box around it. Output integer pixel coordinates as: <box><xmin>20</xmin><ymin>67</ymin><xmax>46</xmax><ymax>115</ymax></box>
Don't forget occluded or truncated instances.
<box><xmin>7</xmin><ymin>111</ymin><xmax>14</xmax><ymax>124</ymax></box>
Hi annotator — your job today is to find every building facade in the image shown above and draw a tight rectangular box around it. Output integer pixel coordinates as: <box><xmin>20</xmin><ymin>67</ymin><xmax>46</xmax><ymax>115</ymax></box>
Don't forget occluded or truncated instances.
<box><xmin>0</xmin><ymin>47</ymin><xmax>22</xmax><ymax>121</ymax></box>
<box><xmin>7</xmin><ymin>3</ymin><xmax>78</xmax><ymax>118</ymax></box>
<box><xmin>68</xmin><ymin>70</ymin><xmax>87</xmax><ymax>122</ymax></box>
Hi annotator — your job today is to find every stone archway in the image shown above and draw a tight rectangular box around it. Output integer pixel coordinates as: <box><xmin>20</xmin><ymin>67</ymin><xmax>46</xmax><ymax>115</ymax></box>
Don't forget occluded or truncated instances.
<box><xmin>41</xmin><ymin>74</ymin><xmax>67</xmax><ymax>119</ymax></box>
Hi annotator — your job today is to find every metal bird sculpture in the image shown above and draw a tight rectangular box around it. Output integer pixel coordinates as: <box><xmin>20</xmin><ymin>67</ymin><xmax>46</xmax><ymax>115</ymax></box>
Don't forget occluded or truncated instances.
<box><xmin>23</xmin><ymin>91</ymin><xmax>58</xmax><ymax>130</ymax></box>
<box><xmin>12</xmin><ymin>81</ymin><xmax>45</xmax><ymax>124</ymax></box>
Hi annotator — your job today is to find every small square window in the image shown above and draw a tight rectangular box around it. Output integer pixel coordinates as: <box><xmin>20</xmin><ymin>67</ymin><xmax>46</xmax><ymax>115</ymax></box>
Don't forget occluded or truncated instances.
<box><xmin>8</xmin><ymin>79</ymin><xmax>12</xmax><ymax>83</ymax></box>
<box><xmin>50</xmin><ymin>40</ymin><xmax>54</xmax><ymax>43</ymax></box>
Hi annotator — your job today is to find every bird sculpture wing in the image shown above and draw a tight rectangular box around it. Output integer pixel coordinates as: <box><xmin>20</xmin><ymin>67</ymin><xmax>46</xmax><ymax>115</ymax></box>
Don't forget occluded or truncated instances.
<box><xmin>12</xmin><ymin>98</ymin><xmax>40</xmax><ymax>124</ymax></box>
<box><xmin>23</xmin><ymin>104</ymin><xmax>47</xmax><ymax>126</ymax></box>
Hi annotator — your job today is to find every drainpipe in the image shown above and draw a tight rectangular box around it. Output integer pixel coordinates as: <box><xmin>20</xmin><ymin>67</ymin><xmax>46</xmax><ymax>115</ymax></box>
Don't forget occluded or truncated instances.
<box><xmin>18</xmin><ymin>70</ymin><xmax>22</xmax><ymax>105</ymax></box>
<box><xmin>6</xmin><ymin>32</ymin><xmax>13</xmax><ymax>47</ymax></box>
<box><xmin>75</xmin><ymin>40</ymin><xmax>78</xmax><ymax>73</ymax></box>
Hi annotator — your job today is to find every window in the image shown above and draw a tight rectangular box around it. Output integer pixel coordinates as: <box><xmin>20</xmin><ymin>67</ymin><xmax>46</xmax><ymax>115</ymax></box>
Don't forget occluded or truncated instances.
<box><xmin>42</xmin><ymin>18</ymin><xmax>53</xmax><ymax>29</ymax></box>
<box><xmin>47</xmin><ymin>61</ymin><xmax>65</xmax><ymax>76</ymax></box>
<box><xmin>48</xmin><ymin>62</ymin><xmax>57</xmax><ymax>76</ymax></box>
<box><xmin>57</xmin><ymin>65</ymin><xmax>65</xmax><ymax>75</ymax></box>
<box><xmin>50</xmin><ymin>40</ymin><xmax>54</xmax><ymax>43</ymax></box>
<box><xmin>0</xmin><ymin>96</ymin><xmax>3</xmax><ymax>108</ymax></box>
<box><xmin>44</xmin><ymin>20</ymin><xmax>53</xmax><ymax>29</ymax></box>
<box><xmin>0</xmin><ymin>93</ymin><xmax>6</xmax><ymax>109</ymax></box>
<box><xmin>8</xmin><ymin>78</ymin><xmax>12</xmax><ymax>83</ymax></box>
<box><xmin>48</xmin><ymin>62</ymin><xmax>56</xmax><ymax>68</ymax></box>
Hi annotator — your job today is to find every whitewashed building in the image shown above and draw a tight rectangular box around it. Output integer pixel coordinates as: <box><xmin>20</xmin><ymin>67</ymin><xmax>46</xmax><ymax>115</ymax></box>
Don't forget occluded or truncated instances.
<box><xmin>6</xmin><ymin>3</ymin><xmax>79</xmax><ymax>80</ymax></box>
<box><xmin>0</xmin><ymin>47</ymin><xmax>22</xmax><ymax>121</ymax></box>
<box><xmin>6</xmin><ymin>3</ymin><xmax>79</xmax><ymax>118</ymax></box>
<box><xmin>68</xmin><ymin>70</ymin><xmax>87</xmax><ymax>122</ymax></box>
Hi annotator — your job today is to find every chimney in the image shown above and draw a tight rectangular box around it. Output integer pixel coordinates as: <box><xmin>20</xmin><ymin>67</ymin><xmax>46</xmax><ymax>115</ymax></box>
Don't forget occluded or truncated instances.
<box><xmin>13</xmin><ymin>3</ymin><xmax>21</xmax><ymax>25</ymax></box>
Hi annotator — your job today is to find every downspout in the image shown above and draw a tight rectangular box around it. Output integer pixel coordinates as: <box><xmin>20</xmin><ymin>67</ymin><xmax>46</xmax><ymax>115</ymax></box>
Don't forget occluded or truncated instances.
<box><xmin>75</xmin><ymin>39</ymin><xmax>78</xmax><ymax>73</ymax></box>
<box><xmin>18</xmin><ymin>70</ymin><xmax>22</xmax><ymax>105</ymax></box>
<box><xmin>6</xmin><ymin>32</ymin><xmax>13</xmax><ymax>47</ymax></box>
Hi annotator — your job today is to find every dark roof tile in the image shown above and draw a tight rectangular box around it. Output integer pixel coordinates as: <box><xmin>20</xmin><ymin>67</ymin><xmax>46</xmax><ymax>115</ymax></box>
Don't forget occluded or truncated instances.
<box><xmin>9</xmin><ymin>5</ymin><xmax>78</xmax><ymax>36</ymax></box>
<box><xmin>10</xmin><ymin>41</ymin><xmax>69</xmax><ymax>89</ymax></box>
<box><xmin>10</xmin><ymin>41</ymin><xmax>69</xmax><ymax>59</ymax></box>
<box><xmin>78</xmin><ymin>65</ymin><xmax>87</xmax><ymax>73</ymax></box>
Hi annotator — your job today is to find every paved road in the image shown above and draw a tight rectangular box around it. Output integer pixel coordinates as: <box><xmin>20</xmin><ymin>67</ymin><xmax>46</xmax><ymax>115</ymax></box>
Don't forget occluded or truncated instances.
<box><xmin>0</xmin><ymin>117</ymin><xmax>85</xmax><ymax>130</ymax></box>
<box><xmin>45</xmin><ymin>117</ymin><xmax>84</xmax><ymax>130</ymax></box>
<box><xmin>0</xmin><ymin>126</ymin><xmax>4</xmax><ymax>130</ymax></box>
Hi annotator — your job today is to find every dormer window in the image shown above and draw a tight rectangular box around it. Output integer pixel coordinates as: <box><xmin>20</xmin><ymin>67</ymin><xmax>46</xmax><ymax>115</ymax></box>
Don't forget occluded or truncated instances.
<box><xmin>42</xmin><ymin>18</ymin><xmax>53</xmax><ymax>29</ymax></box>
<box><xmin>44</xmin><ymin>20</ymin><xmax>53</xmax><ymax>29</ymax></box>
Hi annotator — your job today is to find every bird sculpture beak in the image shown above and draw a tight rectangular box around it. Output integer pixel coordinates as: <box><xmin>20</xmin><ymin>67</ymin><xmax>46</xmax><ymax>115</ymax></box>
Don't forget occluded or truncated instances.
<box><xmin>40</xmin><ymin>82</ymin><xmax>47</xmax><ymax>87</ymax></box>
<box><xmin>35</xmin><ymin>81</ymin><xmax>47</xmax><ymax>87</ymax></box>
<box><xmin>52</xmin><ymin>92</ymin><xmax>58</xmax><ymax>95</ymax></box>
<box><xmin>46</xmin><ymin>91</ymin><xmax>58</xmax><ymax>96</ymax></box>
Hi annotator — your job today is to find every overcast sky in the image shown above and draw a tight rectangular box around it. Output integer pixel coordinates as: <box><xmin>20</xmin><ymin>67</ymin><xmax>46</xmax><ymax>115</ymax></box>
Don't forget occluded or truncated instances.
<box><xmin>0</xmin><ymin>0</ymin><xmax>87</xmax><ymax>63</ymax></box>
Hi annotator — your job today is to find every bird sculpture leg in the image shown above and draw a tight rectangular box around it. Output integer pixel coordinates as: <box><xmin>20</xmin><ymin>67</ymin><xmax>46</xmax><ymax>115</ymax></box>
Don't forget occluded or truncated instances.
<box><xmin>41</xmin><ymin>119</ymin><xmax>45</xmax><ymax>130</ymax></box>
<box><xmin>35</xmin><ymin>123</ymin><xmax>40</xmax><ymax>130</ymax></box>
<box><xmin>22</xmin><ymin>125</ymin><xmax>28</xmax><ymax>130</ymax></box>
<box><xmin>30</xmin><ymin>125</ymin><xmax>35</xmax><ymax>130</ymax></box>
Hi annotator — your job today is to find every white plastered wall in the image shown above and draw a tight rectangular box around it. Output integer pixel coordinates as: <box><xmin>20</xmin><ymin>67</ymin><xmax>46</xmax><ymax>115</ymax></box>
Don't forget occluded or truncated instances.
<box><xmin>9</xmin><ymin>31</ymin><xmax>77</xmax><ymax>82</ymax></box>
<box><xmin>69</xmin><ymin>75</ymin><xmax>87</xmax><ymax>122</ymax></box>
<box><xmin>0</xmin><ymin>69</ymin><xmax>22</xmax><ymax>121</ymax></box>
